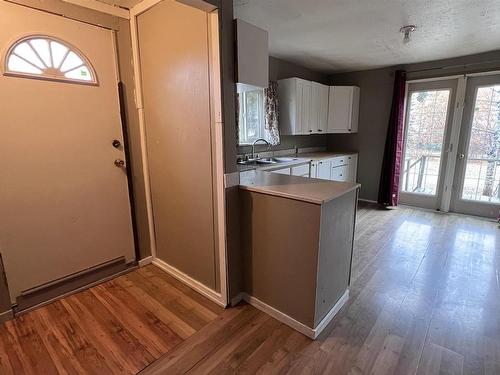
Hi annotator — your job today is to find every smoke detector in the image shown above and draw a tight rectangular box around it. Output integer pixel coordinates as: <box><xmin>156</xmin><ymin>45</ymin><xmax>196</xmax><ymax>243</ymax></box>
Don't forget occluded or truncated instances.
<box><xmin>400</xmin><ymin>25</ymin><xmax>416</xmax><ymax>44</ymax></box>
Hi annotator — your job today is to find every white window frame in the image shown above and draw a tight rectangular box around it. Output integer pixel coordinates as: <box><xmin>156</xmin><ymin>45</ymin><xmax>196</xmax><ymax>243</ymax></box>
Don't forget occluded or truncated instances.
<box><xmin>3</xmin><ymin>35</ymin><xmax>98</xmax><ymax>85</ymax></box>
<box><xmin>238</xmin><ymin>88</ymin><xmax>265</xmax><ymax>145</ymax></box>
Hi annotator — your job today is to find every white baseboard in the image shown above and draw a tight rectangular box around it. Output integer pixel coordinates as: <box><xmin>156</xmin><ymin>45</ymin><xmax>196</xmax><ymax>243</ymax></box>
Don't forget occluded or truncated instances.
<box><xmin>313</xmin><ymin>289</ymin><xmax>349</xmax><ymax>338</ymax></box>
<box><xmin>152</xmin><ymin>258</ymin><xmax>226</xmax><ymax>308</ymax></box>
<box><xmin>358</xmin><ymin>198</ymin><xmax>377</xmax><ymax>204</ymax></box>
<box><xmin>241</xmin><ymin>289</ymin><xmax>349</xmax><ymax>340</ymax></box>
<box><xmin>138</xmin><ymin>256</ymin><xmax>153</xmax><ymax>267</ymax></box>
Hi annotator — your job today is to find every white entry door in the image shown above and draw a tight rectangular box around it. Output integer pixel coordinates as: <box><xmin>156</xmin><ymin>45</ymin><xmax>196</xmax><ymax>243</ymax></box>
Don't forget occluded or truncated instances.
<box><xmin>0</xmin><ymin>2</ymin><xmax>135</xmax><ymax>303</ymax></box>
<box><xmin>451</xmin><ymin>75</ymin><xmax>500</xmax><ymax>218</ymax></box>
<box><xmin>399</xmin><ymin>79</ymin><xmax>458</xmax><ymax>209</ymax></box>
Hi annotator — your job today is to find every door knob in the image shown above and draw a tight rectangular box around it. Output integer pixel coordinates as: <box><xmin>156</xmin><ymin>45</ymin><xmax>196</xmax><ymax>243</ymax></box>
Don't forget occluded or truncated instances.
<box><xmin>114</xmin><ymin>159</ymin><xmax>125</xmax><ymax>167</ymax></box>
<box><xmin>459</xmin><ymin>153</ymin><xmax>465</xmax><ymax>159</ymax></box>
<box><xmin>112</xmin><ymin>139</ymin><xmax>121</xmax><ymax>148</ymax></box>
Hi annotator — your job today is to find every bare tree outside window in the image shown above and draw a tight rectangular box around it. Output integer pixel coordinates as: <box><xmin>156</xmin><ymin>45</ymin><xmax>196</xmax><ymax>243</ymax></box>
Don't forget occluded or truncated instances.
<box><xmin>402</xmin><ymin>90</ymin><xmax>450</xmax><ymax>195</ymax></box>
<box><xmin>462</xmin><ymin>85</ymin><xmax>500</xmax><ymax>203</ymax></box>
<box><xmin>238</xmin><ymin>89</ymin><xmax>265</xmax><ymax>145</ymax></box>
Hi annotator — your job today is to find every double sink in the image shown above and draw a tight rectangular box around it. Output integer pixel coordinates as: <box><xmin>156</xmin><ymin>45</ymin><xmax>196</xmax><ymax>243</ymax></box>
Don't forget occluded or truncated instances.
<box><xmin>237</xmin><ymin>157</ymin><xmax>299</xmax><ymax>165</ymax></box>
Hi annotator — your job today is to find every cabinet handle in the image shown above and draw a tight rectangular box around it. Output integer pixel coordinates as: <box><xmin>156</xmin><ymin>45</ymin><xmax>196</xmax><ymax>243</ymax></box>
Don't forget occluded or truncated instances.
<box><xmin>309</xmin><ymin>130</ymin><xmax>313</xmax><ymax>133</ymax></box>
<box><xmin>348</xmin><ymin>129</ymin><xmax>352</xmax><ymax>132</ymax></box>
<box><xmin>318</xmin><ymin>129</ymin><xmax>322</xmax><ymax>132</ymax></box>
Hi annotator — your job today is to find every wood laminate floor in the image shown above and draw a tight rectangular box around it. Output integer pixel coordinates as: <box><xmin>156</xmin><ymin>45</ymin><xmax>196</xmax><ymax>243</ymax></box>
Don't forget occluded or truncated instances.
<box><xmin>1</xmin><ymin>203</ymin><xmax>499</xmax><ymax>374</ymax></box>
<box><xmin>0</xmin><ymin>265</ymin><xmax>223</xmax><ymax>374</ymax></box>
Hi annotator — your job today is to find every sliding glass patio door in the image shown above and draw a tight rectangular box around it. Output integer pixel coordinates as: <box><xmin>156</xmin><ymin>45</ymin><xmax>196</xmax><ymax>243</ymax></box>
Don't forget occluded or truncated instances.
<box><xmin>399</xmin><ymin>79</ymin><xmax>458</xmax><ymax>209</ymax></box>
<box><xmin>450</xmin><ymin>75</ymin><xmax>500</xmax><ymax>218</ymax></box>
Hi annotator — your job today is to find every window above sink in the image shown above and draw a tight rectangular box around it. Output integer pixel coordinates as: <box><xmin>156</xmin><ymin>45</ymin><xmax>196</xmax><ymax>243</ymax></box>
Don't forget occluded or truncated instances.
<box><xmin>238</xmin><ymin>88</ymin><xmax>265</xmax><ymax>145</ymax></box>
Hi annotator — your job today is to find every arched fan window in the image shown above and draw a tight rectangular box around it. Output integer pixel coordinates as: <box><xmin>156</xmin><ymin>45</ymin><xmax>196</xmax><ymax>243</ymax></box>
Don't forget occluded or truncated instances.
<box><xmin>4</xmin><ymin>35</ymin><xmax>97</xmax><ymax>85</ymax></box>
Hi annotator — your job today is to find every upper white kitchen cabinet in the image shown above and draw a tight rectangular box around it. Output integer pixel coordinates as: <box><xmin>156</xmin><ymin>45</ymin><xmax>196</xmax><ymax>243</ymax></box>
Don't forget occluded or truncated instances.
<box><xmin>235</xmin><ymin>19</ymin><xmax>269</xmax><ymax>90</ymax></box>
<box><xmin>278</xmin><ymin>78</ymin><xmax>310</xmax><ymax>135</ymax></box>
<box><xmin>278</xmin><ymin>78</ymin><xmax>329</xmax><ymax>135</ymax></box>
<box><xmin>327</xmin><ymin>86</ymin><xmax>360</xmax><ymax>133</ymax></box>
<box><xmin>309</xmin><ymin>82</ymin><xmax>329</xmax><ymax>134</ymax></box>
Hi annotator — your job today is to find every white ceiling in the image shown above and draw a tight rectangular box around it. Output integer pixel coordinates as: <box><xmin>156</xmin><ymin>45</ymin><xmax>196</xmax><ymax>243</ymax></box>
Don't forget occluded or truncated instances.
<box><xmin>234</xmin><ymin>0</ymin><xmax>500</xmax><ymax>73</ymax></box>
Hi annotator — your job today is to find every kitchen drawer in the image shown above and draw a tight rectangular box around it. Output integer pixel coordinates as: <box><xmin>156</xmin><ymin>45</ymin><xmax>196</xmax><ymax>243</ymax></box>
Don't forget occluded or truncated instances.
<box><xmin>331</xmin><ymin>155</ymin><xmax>352</xmax><ymax>167</ymax></box>
<box><xmin>331</xmin><ymin>165</ymin><xmax>349</xmax><ymax>182</ymax></box>
<box><xmin>310</xmin><ymin>162</ymin><xmax>318</xmax><ymax>178</ymax></box>
<box><xmin>291</xmin><ymin>164</ymin><xmax>310</xmax><ymax>177</ymax></box>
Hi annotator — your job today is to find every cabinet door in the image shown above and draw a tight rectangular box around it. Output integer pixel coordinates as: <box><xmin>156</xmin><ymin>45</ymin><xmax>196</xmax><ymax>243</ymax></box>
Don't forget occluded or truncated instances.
<box><xmin>297</xmin><ymin>80</ymin><xmax>311</xmax><ymax>135</ymax></box>
<box><xmin>319</xmin><ymin>84</ymin><xmax>329</xmax><ymax>133</ymax></box>
<box><xmin>346</xmin><ymin>154</ymin><xmax>358</xmax><ymax>182</ymax></box>
<box><xmin>331</xmin><ymin>165</ymin><xmax>349</xmax><ymax>182</ymax></box>
<box><xmin>309</xmin><ymin>83</ymin><xmax>320</xmax><ymax>134</ymax></box>
<box><xmin>309</xmin><ymin>83</ymin><xmax>329</xmax><ymax>134</ymax></box>
<box><xmin>291</xmin><ymin>164</ymin><xmax>310</xmax><ymax>177</ymax></box>
<box><xmin>327</xmin><ymin>86</ymin><xmax>359</xmax><ymax>133</ymax></box>
<box><xmin>310</xmin><ymin>162</ymin><xmax>318</xmax><ymax>178</ymax></box>
<box><xmin>316</xmin><ymin>160</ymin><xmax>331</xmax><ymax>180</ymax></box>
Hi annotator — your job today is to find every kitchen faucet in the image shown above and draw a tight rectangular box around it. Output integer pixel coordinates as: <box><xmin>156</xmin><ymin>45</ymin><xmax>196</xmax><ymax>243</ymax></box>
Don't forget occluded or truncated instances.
<box><xmin>250</xmin><ymin>138</ymin><xmax>271</xmax><ymax>160</ymax></box>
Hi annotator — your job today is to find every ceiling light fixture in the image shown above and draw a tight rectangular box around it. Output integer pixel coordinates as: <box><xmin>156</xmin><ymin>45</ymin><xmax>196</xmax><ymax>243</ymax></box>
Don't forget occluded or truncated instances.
<box><xmin>400</xmin><ymin>25</ymin><xmax>416</xmax><ymax>44</ymax></box>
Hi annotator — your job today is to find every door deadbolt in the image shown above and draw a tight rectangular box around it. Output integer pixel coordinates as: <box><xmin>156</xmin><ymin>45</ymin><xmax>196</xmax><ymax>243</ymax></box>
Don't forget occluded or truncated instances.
<box><xmin>114</xmin><ymin>159</ymin><xmax>125</xmax><ymax>167</ymax></box>
<box><xmin>112</xmin><ymin>139</ymin><xmax>121</xmax><ymax>148</ymax></box>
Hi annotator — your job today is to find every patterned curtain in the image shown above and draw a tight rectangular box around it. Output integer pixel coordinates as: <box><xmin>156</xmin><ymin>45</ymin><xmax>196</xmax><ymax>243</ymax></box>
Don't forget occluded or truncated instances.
<box><xmin>264</xmin><ymin>81</ymin><xmax>280</xmax><ymax>145</ymax></box>
<box><xmin>235</xmin><ymin>91</ymin><xmax>240</xmax><ymax>143</ymax></box>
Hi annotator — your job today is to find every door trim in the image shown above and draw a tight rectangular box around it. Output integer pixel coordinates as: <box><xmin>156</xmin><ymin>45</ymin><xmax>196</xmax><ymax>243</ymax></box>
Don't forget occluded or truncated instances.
<box><xmin>118</xmin><ymin>81</ymin><xmax>141</xmax><ymax>262</ymax></box>
<box><xmin>402</xmin><ymin>72</ymin><xmax>500</xmax><ymax>218</ymax></box>
<box><xmin>59</xmin><ymin>0</ymin><xmax>129</xmax><ymax>19</ymax></box>
<box><xmin>399</xmin><ymin>79</ymin><xmax>458</xmax><ymax>210</ymax></box>
<box><xmin>450</xmin><ymin>75</ymin><xmax>500</xmax><ymax>218</ymax></box>
<box><xmin>129</xmin><ymin>0</ymin><xmax>228</xmax><ymax>306</ymax></box>
<box><xmin>439</xmin><ymin>76</ymin><xmax>467</xmax><ymax>212</ymax></box>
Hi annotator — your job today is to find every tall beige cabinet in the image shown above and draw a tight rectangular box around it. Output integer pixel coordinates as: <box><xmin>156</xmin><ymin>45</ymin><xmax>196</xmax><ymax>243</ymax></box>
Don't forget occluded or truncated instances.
<box><xmin>137</xmin><ymin>1</ymin><xmax>219</xmax><ymax>291</ymax></box>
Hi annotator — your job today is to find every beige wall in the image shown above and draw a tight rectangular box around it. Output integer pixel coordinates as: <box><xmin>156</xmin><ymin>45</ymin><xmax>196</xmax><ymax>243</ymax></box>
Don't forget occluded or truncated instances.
<box><xmin>137</xmin><ymin>0</ymin><xmax>218</xmax><ymax>289</ymax></box>
<box><xmin>240</xmin><ymin>191</ymin><xmax>321</xmax><ymax>326</ymax></box>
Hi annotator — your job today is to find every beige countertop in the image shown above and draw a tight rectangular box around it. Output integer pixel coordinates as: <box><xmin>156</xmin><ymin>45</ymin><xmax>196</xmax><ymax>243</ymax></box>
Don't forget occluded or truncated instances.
<box><xmin>295</xmin><ymin>151</ymin><xmax>357</xmax><ymax>161</ymax></box>
<box><xmin>237</xmin><ymin>151</ymin><xmax>357</xmax><ymax>172</ymax></box>
<box><xmin>239</xmin><ymin>170</ymin><xmax>360</xmax><ymax>205</ymax></box>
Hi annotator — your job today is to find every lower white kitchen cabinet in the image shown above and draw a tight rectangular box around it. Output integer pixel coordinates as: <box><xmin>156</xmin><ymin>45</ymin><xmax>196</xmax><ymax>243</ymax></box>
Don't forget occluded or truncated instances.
<box><xmin>291</xmin><ymin>164</ymin><xmax>310</xmax><ymax>177</ymax></box>
<box><xmin>311</xmin><ymin>154</ymin><xmax>358</xmax><ymax>183</ymax></box>
<box><xmin>270</xmin><ymin>163</ymin><xmax>311</xmax><ymax>177</ymax></box>
<box><xmin>315</xmin><ymin>160</ymin><xmax>332</xmax><ymax>180</ymax></box>
<box><xmin>267</xmin><ymin>154</ymin><xmax>357</xmax><ymax>183</ymax></box>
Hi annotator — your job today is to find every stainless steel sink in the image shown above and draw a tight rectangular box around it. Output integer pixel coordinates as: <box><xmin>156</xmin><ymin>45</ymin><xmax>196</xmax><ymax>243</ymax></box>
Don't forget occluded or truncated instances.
<box><xmin>237</xmin><ymin>156</ymin><xmax>300</xmax><ymax>165</ymax></box>
<box><xmin>256</xmin><ymin>158</ymin><xmax>278</xmax><ymax>164</ymax></box>
<box><xmin>273</xmin><ymin>157</ymin><xmax>298</xmax><ymax>162</ymax></box>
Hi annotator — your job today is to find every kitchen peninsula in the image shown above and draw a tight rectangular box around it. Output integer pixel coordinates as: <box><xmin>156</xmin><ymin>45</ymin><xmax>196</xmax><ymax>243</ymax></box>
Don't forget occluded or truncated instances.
<box><xmin>239</xmin><ymin>170</ymin><xmax>360</xmax><ymax>339</ymax></box>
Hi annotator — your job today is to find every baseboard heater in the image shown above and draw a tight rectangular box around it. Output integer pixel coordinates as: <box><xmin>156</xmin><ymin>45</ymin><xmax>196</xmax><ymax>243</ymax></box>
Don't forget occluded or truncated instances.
<box><xmin>15</xmin><ymin>256</ymin><xmax>131</xmax><ymax>313</ymax></box>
